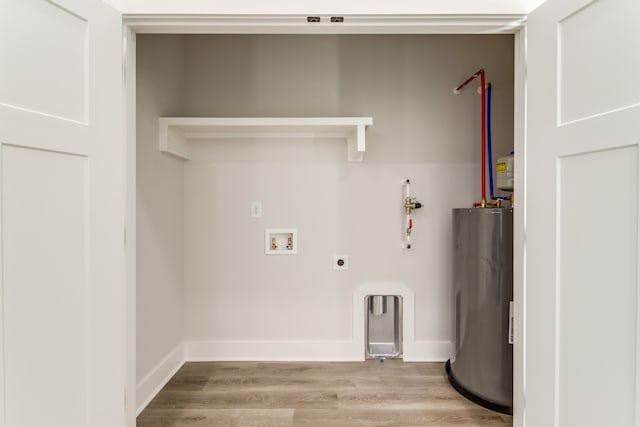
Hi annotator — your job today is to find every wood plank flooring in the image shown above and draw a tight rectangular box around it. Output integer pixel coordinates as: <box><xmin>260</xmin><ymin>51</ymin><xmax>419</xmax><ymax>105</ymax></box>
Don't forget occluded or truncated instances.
<box><xmin>137</xmin><ymin>360</ymin><xmax>512</xmax><ymax>427</ymax></box>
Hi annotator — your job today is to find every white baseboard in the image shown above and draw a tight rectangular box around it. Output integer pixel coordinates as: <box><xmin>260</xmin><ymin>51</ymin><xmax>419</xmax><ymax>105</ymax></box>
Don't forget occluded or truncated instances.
<box><xmin>136</xmin><ymin>342</ymin><xmax>185</xmax><ymax>415</ymax></box>
<box><xmin>185</xmin><ymin>339</ymin><xmax>452</xmax><ymax>362</ymax></box>
<box><xmin>404</xmin><ymin>340</ymin><xmax>453</xmax><ymax>362</ymax></box>
<box><xmin>186</xmin><ymin>340</ymin><xmax>363</xmax><ymax>361</ymax></box>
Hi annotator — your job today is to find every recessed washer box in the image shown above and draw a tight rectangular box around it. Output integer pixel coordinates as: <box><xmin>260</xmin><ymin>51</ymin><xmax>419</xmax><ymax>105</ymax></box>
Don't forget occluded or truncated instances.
<box><xmin>265</xmin><ymin>229</ymin><xmax>297</xmax><ymax>255</ymax></box>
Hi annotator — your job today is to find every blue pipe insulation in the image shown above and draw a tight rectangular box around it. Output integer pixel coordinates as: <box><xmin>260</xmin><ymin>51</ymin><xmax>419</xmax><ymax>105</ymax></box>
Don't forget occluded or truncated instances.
<box><xmin>486</xmin><ymin>84</ymin><xmax>508</xmax><ymax>201</ymax></box>
<box><xmin>487</xmin><ymin>84</ymin><xmax>496</xmax><ymax>198</ymax></box>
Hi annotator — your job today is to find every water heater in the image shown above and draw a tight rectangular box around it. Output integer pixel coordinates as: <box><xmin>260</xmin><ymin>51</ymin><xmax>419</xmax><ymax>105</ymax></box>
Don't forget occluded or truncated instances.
<box><xmin>447</xmin><ymin>207</ymin><xmax>513</xmax><ymax>414</ymax></box>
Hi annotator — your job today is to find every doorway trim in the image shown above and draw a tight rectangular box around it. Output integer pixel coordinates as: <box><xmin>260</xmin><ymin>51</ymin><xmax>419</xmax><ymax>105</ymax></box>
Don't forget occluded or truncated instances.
<box><xmin>123</xmin><ymin>15</ymin><xmax>527</xmax><ymax>427</ymax></box>
<box><xmin>124</xmin><ymin>14</ymin><xmax>525</xmax><ymax>34</ymax></box>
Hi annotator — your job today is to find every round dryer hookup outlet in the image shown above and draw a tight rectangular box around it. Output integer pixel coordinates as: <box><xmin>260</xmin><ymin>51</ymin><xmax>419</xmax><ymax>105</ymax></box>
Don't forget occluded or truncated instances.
<box><xmin>333</xmin><ymin>254</ymin><xmax>349</xmax><ymax>270</ymax></box>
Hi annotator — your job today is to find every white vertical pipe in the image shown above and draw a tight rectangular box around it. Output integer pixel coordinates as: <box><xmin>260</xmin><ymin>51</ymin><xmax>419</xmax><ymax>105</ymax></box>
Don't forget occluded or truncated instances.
<box><xmin>404</xmin><ymin>179</ymin><xmax>411</xmax><ymax>249</ymax></box>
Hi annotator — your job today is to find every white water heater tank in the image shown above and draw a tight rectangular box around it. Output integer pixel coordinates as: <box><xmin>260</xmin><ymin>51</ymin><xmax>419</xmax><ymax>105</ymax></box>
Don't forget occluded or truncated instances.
<box><xmin>496</xmin><ymin>152</ymin><xmax>514</xmax><ymax>191</ymax></box>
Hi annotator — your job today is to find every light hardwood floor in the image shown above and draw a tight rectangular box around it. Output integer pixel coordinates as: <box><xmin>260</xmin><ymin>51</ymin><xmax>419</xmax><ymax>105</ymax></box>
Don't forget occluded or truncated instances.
<box><xmin>137</xmin><ymin>360</ymin><xmax>512</xmax><ymax>427</ymax></box>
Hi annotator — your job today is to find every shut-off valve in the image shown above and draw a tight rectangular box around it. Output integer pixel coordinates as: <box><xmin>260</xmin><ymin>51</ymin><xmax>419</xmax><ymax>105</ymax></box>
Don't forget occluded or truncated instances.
<box><xmin>405</xmin><ymin>196</ymin><xmax>422</xmax><ymax>215</ymax></box>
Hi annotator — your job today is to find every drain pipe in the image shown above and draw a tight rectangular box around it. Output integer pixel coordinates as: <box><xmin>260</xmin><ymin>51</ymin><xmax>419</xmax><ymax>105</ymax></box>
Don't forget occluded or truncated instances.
<box><xmin>454</xmin><ymin>69</ymin><xmax>486</xmax><ymax>207</ymax></box>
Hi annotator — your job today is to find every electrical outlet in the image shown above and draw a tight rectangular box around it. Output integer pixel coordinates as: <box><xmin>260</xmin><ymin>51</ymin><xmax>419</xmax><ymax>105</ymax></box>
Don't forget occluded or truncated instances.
<box><xmin>251</xmin><ymin>201</ymin><xmax>262</xmax><ymax>218</ymax></box>
<box><xmin>333</xmin><ymin>254</ymin><xmax>349</xmax><ymax>270</ymax></box>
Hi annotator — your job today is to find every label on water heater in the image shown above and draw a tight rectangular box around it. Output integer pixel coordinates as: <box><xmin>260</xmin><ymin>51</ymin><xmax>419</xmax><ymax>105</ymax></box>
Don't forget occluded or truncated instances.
<box><xmin>496</xmin><ymin>154</ymin><xmax>514</xmax><ymax>191</ymax></box>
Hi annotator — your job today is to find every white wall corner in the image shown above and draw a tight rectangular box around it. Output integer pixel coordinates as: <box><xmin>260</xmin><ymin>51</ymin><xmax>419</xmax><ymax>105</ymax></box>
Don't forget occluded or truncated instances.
<box><xmin>136</xmin><ymin>343</ymin><xmax>186</xmax><ymax>416</ymax></box>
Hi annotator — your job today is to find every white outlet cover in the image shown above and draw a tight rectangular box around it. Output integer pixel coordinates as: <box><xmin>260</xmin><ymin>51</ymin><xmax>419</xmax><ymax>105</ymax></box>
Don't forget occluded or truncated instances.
<box><xmin>333</xmin><ymin>254</ymin><xmax>349</xmax><ymax>270</ymax></box>
<box><xmin>251</xmin><ymin>201</ymin><xmax>262</xmax><ymax>218</ymax></box>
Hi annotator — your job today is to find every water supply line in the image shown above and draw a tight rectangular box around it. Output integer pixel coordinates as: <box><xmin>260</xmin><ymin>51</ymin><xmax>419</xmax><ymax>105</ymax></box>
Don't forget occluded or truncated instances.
<box><xmin>485</xmin><ymin>83</ymin><xmax>508</xmax><ymax>207</ymax></box>
<box><xmin>454</xmin><ymin>69</ymin><xmax>486</xmax><ymax>207</ymax></box>
<box><xmin>402</xmin><ymin>179</ymin><xmax>422</xmax><ymax>249</ymax></box>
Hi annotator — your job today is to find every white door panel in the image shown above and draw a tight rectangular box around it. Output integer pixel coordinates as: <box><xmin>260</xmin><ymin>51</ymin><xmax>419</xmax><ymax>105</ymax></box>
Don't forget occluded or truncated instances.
<box><xmin>558</xmin><ymin>0</ymin><xmax>640</xmax><ymax>124</ymax></box>
<box><xmin>527</xmin><ymin>0</ymin><xmax>640</xmax><ymax>426</ymax></box>
<box><xmin>557</xmin><ymin>146</ymin><xmax>638</xmax><ymax>427</ymax></box>
<box><xmin>2</xmin><ymin>146</ymin><xmax>89</xmax><ymax>427</ymax></box>
<box><xmin>0</xmin><ymin>0</ymin><xmax>125</xmax><ymax>426</ymax></box>
<box><xmin>0</xmin><ymin>0</ymin><xmax>88</xmax><ymax>123</ymax></box>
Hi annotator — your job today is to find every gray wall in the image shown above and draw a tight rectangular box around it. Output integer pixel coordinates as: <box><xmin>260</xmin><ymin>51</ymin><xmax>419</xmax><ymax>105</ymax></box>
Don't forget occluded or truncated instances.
<box><xmin>136</xmin><ymin>35</ymin><xmax>186</xmax><ymax>381</ymax></box>
<box><xmin>181</xmin><ymin>34</ymin><xmax>514</xmax><ymax>353</ymax></box>
<box><xmin>137</xmin><ymin>34</ymin><xmax>514</xmax><ymax>361</ymax></box>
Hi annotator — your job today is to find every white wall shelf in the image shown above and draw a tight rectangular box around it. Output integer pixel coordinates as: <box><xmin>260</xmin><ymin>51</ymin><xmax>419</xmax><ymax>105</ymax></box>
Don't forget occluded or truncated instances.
<box><xmin>158</xmin><ymin>117</ymin><xmax>373</xmax><ymax>162</ymax></box>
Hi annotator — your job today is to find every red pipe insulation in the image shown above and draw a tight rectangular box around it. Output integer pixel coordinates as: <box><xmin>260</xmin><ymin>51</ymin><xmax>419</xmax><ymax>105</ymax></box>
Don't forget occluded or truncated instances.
<box><xmin>481</xmin><ymin>71</ymin><xmax>486</xmax><ymax>203</ymax></box>
<box><xmin>454</xmin><ymin>69</ymin><xmax>486</xmax><ymax>204</ymax></box>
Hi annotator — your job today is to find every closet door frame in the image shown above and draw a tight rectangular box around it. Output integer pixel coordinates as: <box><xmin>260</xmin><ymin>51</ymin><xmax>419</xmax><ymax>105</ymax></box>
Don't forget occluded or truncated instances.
<box><xmin>122</xmin><ymin>16</ymin><xmax>527</xmax><ymax>427</ymax></box>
